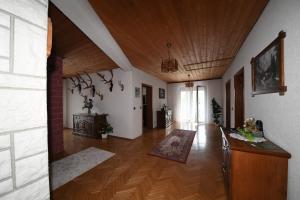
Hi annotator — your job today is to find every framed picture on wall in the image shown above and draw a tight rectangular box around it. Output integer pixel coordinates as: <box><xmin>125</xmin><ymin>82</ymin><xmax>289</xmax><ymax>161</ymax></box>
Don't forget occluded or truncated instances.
<box><xmin>251</xmin><ymin>31</ymin><xmax>287</xmax><ymax>96</ymax></box>
<box><xmin>135</xmin><ymin>87</ymin><xmax>140</xmax><ymax>98</ymax></box>
<box><xmin>159</xmin><ymin>88</ymin><xmax>165</xmax><ymax>99</ymax></box>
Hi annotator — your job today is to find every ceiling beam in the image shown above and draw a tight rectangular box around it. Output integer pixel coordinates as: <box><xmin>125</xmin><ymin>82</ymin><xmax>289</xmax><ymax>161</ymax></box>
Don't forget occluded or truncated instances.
<box><xmin>168</xmin><ymin>77</ymin><xmax>222</xmax><ymax>84</ymax></box>
<box><xmin>50</xmin><ymin>0</ymin><xmax>133</xmax><ymax>71</ymax></box>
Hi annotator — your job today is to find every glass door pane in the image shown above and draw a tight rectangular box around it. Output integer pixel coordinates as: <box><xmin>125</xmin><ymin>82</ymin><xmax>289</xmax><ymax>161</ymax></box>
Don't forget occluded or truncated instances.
<box><xmin>180</xmin><ymin>88</ymin><xmax>197</xmax><ymax>123</ymax></box>
<box><xmin>197</xmin><ymin>86</ymin><xmax>206</xmax><ymax>123</ymax></box>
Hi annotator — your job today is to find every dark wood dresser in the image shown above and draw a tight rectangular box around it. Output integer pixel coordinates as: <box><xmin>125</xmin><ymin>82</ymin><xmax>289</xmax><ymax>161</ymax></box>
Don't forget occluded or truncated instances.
<box><xmin>73</xmin><ymin>113</ymin><xmax>108</xmax><ymax>138</ymax></box>
<box><xmin>220</xmin><ymin>127</ymin><xmax>291</xmax><ymax>200</ymax></box>
<box><xmin>157</xmin><ymin>109</ymin><xmax>173</xmax><ymax>128</ymax></box>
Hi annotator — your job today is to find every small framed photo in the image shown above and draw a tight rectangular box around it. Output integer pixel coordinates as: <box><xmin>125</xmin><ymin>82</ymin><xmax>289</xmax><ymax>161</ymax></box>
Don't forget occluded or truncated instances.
<box><xmin>251</xmin><ymin>31</ymin><xmax>287</xmax><ymax>96</ymax></box>
<box><xmin>159</xmin><ymin>88</ymin><xmax>165</xmax><ymax>99</ymax></box>
<box><xmin>135</xmin><ymin>87</ymin><xmax>140</xmax><ymax>98</ymax></box>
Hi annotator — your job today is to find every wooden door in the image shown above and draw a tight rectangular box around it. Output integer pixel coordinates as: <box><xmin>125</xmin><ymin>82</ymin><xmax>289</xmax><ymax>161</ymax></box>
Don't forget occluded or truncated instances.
<box><xmin>226</xmin><ymin>80</ymin><xmax>231</xmax><ymax>128</ymax></box>
<box><xmin>234</xmin><ymin>68</ymin><xmax>244</xmax><ymax>128</ymax></box>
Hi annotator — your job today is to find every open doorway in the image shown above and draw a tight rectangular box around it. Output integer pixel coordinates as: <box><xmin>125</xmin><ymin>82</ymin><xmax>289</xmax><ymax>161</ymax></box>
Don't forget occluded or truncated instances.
<box><xmin>142</xmin><ymin>84</ymin><xmax>153</xmax><ymax>130</ymax></box>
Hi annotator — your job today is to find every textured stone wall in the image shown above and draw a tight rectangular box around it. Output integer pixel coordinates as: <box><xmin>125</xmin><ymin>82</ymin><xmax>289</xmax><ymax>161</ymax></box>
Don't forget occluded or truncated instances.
<box><xmin>48</xmin><ymin>56</ymin><xmax>64</xmax><ymax>157</ymax></box>
<box><xmin>0</xmin><ymin>0</ymin><xmax>50</xmax><ymax>199</ymax></box>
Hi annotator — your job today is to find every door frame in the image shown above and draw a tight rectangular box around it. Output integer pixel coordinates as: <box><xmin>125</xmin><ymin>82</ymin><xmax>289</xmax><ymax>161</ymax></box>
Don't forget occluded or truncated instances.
<box><xmin>196</xmin><ymin>86</ymin><xmax>207</xmax><ymax>124</ymax></box>
<box><xmin>142</xmin><ymin>84</ymin><xmax>153</xmax><ymax>129</ymax></box>
<box><xmin>225</xmin><ymin>80</ymin><xmax>231</xmax><ymax>128</ymax></box>
<box><xmin>234</xmin><ymin>67</ymin><xmax>245</xmax><ymax>128</ymax></box>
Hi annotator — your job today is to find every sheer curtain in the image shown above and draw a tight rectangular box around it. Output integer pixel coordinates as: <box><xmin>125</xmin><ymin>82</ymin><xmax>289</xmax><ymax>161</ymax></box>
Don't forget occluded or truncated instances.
<box><xmin>180</xmin><ymin>87</ymin><xmax>197</xmax><ymax>123</ymax></box>
<box><xmin>197</xmin><ymin>87</ymin><xmax>206</xmax><ymax>123</ymax></box>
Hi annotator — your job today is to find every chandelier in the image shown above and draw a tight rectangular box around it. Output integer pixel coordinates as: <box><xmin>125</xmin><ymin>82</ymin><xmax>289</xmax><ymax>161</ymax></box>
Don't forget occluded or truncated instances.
<box><xmin>185</xmin><ymin>74</ymin><xmax>194</xmax><ymax>87</ymax></box>
<box><xmin>161</xmin><ymin>43</ymin><xmax>178</xmax><ymax>73</ymax></box>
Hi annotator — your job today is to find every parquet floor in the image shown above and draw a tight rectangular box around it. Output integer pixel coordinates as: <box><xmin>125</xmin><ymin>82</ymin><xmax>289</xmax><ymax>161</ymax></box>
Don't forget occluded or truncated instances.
<box><xmin>51</xmin><ymin>123</ymin><xmax>227</xmax><ymax>200</ymax></box>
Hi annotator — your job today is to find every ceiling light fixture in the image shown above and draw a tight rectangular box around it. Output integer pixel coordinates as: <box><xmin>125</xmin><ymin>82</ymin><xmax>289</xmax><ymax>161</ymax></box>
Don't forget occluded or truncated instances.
<box><xmin>185</xmin><ymin>74</ymin><xmax>194</xmax><ymax>87</ymax></box>
<box><xmin>161</xmin><ymin>42</ymin><xmax>178</xmax><ymax>73</ymax></box>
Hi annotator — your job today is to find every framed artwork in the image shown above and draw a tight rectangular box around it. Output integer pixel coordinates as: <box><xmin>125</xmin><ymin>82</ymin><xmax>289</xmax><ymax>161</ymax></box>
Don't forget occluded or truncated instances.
<box><xmin>159</xmin><ymin>88</ymin><xmax>165</xmax><ymax>99</ymax></box>
<box><xmin>251</xmin><ymin>31</ymin><xmax>287</xmax><ymax>96</ymax></box>
<box><xmin>135</xmin><ymin>87</ymin><xmax>140</xmax><ymax>98</ymax></box>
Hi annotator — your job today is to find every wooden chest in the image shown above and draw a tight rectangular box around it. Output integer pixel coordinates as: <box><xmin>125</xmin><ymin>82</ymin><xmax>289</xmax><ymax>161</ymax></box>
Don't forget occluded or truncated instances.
<box><xmin>73</xmin><ymin>113</ymin><xmax>108</xmax><ymax>138</ymax></box>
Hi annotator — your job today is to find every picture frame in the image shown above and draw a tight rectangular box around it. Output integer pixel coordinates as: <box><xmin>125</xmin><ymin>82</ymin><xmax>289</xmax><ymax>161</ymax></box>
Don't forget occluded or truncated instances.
<box><xmin>159</xmin><ymin>88</ymin><xmax>165</xmax><ymax>99</ymax></box>
<box><xmin>135</xmin><ymin>87</ymin><xmax>140</xmax><ymax>98</ymax></box>
<box><xmin>251</xmin><ymin>31</ymin><xmax>287</xmax><ymax>96</ymax></box>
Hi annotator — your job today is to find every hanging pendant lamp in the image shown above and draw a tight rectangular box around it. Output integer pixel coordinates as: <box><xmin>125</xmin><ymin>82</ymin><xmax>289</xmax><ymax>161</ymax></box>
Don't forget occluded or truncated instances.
<box><xmin>185</xmin><ymin>74</ymin><xmax>194</xmax><ymax>87</ymax></box>
<box><xmin>161</xmin><ymin>42</ymin><xmax>178</xmax><ymax>73</ymax></box>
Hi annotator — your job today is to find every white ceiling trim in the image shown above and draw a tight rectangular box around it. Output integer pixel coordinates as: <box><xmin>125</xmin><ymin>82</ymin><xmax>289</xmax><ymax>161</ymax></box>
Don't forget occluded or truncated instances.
<box><xmin>50</xmin><ymin>0</ymin><xmax>133</xmax><ymax>71</ymax></box>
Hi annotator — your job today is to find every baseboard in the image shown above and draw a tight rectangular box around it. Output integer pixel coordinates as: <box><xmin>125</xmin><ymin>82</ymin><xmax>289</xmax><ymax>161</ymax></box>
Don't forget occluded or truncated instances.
<box><xmin>108</xmin><ymin>134</ymin><xmax>135</xmax><ymax>141</ymax></box>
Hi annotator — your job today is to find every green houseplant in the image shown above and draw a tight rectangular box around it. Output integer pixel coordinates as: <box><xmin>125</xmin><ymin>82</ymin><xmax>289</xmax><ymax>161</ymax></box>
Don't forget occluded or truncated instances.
<box><xmin>211</xmin><ymin>98</ymin><xmax>222</xmax><ymax>125</ymax></box>
<box><xmin>100</xmin><ymin>122</ymin><xmax>113</xmax><ymax>139</ymax></box>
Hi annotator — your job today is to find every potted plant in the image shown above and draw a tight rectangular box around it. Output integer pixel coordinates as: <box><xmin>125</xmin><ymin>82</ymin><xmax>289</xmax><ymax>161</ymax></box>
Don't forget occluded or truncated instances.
<box><xmin>100</xmin><ymin>123</ymin><xmax>113</xmax><ymax>139</ymax></box>
<box><xmin>211</xmin><ymin>98</ymin><xmax>222</xmax><ymax>126</ymax></box>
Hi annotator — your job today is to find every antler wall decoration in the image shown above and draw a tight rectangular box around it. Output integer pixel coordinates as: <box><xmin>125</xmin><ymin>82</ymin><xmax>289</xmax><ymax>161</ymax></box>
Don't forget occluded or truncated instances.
<box><xmin>67</xmin><ymin>88</ymin><xmax>74</xmax><ymax>94</ymax></box>
<box><xmin>77</xmin><ymin>72</ymin><xmax>96</xmax><ymax>97</ymax></box>
<box><xmin>69</xmin><ymin>72</ymin><xmax>103</xmax><ymax>100</ymax></box>
<box><xmin>97</xmin><ymin>70</ymin><xmax>114</xmax><ymax>92</ymax></box>
<box><xmin>77</xmin><ymin>72</ymin><xmax>92</xmax><ymax>88</ymax></box>
<box><xmin>70</xmin><ymin>76</ymin><xmax>82</xmax><ymax>93</ymax></box>
<box><xmin>118</xmin><ymin>80</ymin><xmax>124</xmax><ymax>91</ymax></box>
<box><xmin>95</xmin><ymin>91</ymin><xmax>104</xmax><ymax>100</ymax></box>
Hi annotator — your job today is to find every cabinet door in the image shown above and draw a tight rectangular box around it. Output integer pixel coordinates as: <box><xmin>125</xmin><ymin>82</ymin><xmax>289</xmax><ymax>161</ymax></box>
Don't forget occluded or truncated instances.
<box><xmin>222</xmin><ymin>137</ymin><xmax>231</xmax><ymax>195</ymax></box>
<box><xmin>73</xmin><ymin>115</ymin><xmax>94</xmax><ymax>135</ymax></box>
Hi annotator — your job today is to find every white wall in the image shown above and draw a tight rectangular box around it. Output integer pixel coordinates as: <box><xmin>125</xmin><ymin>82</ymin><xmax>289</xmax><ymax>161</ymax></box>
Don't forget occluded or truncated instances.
<box><xmin>65</xmin><ymin>68</ymin><xmax>135</xmax><ymax>139</ymax></box>
<box><xmin>0</xmin><ymin>0</ymin><xmax>50</xmax><ymax>199</ymax></box>
<box><xmin>65</xmin><ymin>67</ymin><xmax>167</xmax><ymax>139</ymax></box>
<box><xmin>167</xmin><ymin>79</ymin><xmax>223</xmax><ymax>123</ymax></box>
<box><xmin>132</xmin><ymin>68</ymin><xmax>167</xmax><ymax>138</ymax></box>
<box><xmin>222</xmin><ymin>1</ymin><xmax>300</xmax><ymax>199</ymax></box>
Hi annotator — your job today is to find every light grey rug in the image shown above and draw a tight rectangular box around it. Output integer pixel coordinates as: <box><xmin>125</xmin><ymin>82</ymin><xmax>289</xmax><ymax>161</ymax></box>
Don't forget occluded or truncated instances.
<box><xmin>50</xmin><ymin>147</ymin><xmax>115</xmax><ymax>190</ymax></box>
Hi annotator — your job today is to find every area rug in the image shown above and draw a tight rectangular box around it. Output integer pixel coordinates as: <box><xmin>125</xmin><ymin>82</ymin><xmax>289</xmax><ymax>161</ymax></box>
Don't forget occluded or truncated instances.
<box><xmin>149</xmin><ymin>129</ymin><xmax>196</xmax><ymax>163</ymax></box>
<box><xmin>50</xmin><ymin>147</ymin><xmax>115</xmax><ymax>190</ymax></box>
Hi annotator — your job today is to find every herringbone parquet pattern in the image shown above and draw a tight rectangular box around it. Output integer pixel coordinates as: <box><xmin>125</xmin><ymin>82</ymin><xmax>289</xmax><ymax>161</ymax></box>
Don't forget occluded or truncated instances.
<box><xmin>51</xmin><ymin>123</ymin><xmax>227</xmax><ymax>200</ymax></box>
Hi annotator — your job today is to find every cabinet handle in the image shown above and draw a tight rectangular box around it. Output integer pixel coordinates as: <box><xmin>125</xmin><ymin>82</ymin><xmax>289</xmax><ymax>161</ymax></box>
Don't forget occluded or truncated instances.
<box><xmin>222</xmin><ymin>166</ymin><xmax>227</xmax><ymax>173</ymax></box>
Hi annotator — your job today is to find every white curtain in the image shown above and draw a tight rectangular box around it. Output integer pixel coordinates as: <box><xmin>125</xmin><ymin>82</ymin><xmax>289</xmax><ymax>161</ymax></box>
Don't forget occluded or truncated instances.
<box><xmin>197</xmin><ymin>87</ymin><xmax>206</xmax><ymax>123</ymax></box>
<box><xmin>180</xmin><ymin>87</ymin><xmax>197</xmax><ymax>123</ymax></box>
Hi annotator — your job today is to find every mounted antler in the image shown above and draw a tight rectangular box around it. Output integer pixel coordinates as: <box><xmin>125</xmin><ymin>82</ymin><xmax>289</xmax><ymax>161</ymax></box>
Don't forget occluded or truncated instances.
<box><xmin>118</xmin><ymin>80</ymin><xmax>124</xmax><ymax>91</ymax></box>
<box><xmin>67</xmin><ymin>88</ymin><xmax>74</xmax><ymax>94</ymax></box>
<box><xmin>97</xmin><ymin>70</ymin><xmax>114</xmax><ymax>92</ymax></box>
<box><xmin>70</xmin><ymin>76</ymin><xmax>82</xmax><ymax>93</ymax></box>
<box><xmin>75</xmin><ymin>72</ymin><xmax>97</xmax><ymax>97</ymax></box>
<box><xmin>95</xmin><ymin>90</ymin><xmax>104</xmax><ymax>100</ymax></box>
<box><xmin>76</xmin><ymin>73</ymin><xmax>90</xmax><ymax>89</ymax></box>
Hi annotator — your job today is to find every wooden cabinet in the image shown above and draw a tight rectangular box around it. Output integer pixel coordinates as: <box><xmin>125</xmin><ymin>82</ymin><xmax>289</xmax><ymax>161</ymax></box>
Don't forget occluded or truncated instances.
<box><xmin>73</xmin><ymin>113</ymin><xmax>108</xmax><ymax>138</ymax></box>
<box><xmin>220</xmin><ymin>127</ymin><xmax>291</xmax><ymax>200</ymax></box>
<box><xmin>157</xmin><ymin>109</ymin><xmax>173</xmax><ymax>128</ymax></box>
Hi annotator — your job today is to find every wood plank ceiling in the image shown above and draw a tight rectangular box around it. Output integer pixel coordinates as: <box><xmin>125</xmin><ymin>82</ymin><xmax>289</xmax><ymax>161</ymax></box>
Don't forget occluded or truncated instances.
<box><xmin>89</xmin><ymin>0</ymin><xmax>268</xmax><ymax>83</ymax></box>
<box><xmin>48</xmin><ymin>3</ymin><xmax>118</xmax><ymax>77</ymax></box>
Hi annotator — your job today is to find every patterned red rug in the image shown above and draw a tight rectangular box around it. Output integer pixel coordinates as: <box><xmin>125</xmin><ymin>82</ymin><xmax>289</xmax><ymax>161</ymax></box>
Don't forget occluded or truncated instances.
<box><xmin>149</xmin><ymin>129</ymin><xmax>196</xmax><ymax>163</ymax></box>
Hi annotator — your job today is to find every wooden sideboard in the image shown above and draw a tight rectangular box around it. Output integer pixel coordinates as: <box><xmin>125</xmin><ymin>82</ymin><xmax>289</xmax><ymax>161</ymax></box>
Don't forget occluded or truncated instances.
<box><xmin>73</xmin><ymin>113</ymin><xmax>108</xmax><ymax>138</ymax></box>
<box><xmin>220</xmin><ymin>127</ymin><xmax>291</xmax><ymax>200</ymax></box>
<box><xmin>157</xmin><ymin>109</ymin><xmax>173</xmax><ymax>128</ymax></box>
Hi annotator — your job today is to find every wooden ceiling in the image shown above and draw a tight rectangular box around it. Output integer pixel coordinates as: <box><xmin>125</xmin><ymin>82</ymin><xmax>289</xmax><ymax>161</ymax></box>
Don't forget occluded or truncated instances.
<box><xmin>48</xmin><ymin>3</ymin><xmax>118</xmax><ymax>77</ymax></box>
<box><xmin>89</xmin><ymin>0</ymin><xmax>268</xmax><ymax>83</ymax></box>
